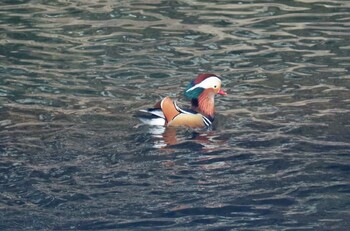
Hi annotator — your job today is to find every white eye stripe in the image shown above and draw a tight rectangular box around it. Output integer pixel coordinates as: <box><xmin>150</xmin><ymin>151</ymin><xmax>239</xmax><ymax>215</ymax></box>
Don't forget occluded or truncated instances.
<box><xmin>186</xmin><ymin>77</ymin><xmax>221</xmax><ymax>92</ymax></box>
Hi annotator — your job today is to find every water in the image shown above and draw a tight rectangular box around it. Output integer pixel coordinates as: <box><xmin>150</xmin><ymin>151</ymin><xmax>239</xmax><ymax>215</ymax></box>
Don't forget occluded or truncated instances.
<box><xmin>1</xmin><ymin>0</ymin><xmax>349</xmax><ymax>230</ymax></box>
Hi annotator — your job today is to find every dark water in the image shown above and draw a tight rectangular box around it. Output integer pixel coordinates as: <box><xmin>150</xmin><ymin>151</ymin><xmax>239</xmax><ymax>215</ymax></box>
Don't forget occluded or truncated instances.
<box><xmin>1</xmin><ymin>0</ymin><xmax>350</xmax><ymax>230</ymax></box>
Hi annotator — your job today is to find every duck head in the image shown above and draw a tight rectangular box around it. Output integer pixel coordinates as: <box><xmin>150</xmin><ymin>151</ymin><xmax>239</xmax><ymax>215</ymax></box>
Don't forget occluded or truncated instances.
<box><xmin>184</xmin><ymin>73</ymin><xmax>226</xmax><ymax>118</ymax></box>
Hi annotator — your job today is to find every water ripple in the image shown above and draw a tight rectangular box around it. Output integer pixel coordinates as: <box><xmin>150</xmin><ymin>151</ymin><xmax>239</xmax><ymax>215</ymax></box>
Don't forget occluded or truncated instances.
<box><xmin>1</xmin><ymin>0</ymin><xmax>350</xmax><ymax>230</ymax></box>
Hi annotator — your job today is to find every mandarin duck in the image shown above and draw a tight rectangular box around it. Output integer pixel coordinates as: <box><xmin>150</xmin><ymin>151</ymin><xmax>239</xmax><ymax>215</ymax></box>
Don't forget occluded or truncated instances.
<box><xmin>138</xmin><ymin>73</ymin><xmax>226</xmax><ymax>128</ymax></box>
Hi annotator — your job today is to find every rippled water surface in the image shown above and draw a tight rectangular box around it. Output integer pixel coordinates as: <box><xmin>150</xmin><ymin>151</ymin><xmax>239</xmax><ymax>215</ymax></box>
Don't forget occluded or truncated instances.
<box><xmin>1</xmin><ymin>0</ymin><xmax>350</xmax><ymax>230</ymax></box>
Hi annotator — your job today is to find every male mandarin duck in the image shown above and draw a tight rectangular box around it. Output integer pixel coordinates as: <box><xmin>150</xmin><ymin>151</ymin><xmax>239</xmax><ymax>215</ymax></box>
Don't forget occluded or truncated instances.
<box><xmin>138</xmin><ymin>73</ymin><xmax>227</xmax><ymax>128</ymax></box>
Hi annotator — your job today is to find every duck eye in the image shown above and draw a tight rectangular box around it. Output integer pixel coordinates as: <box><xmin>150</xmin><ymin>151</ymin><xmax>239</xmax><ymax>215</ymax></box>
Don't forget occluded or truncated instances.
<box><xmin>214</xmin><ymin>85</ymin><xmax>217</xmax><ymax>88</ymax></box>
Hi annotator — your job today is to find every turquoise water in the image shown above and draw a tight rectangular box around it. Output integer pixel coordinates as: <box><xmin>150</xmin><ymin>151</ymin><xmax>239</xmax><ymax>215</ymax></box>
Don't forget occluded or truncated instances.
<box><xmin>1</xmin><ymin>0</ymin><xmax>349</xmax><ymax>230</ymax></box>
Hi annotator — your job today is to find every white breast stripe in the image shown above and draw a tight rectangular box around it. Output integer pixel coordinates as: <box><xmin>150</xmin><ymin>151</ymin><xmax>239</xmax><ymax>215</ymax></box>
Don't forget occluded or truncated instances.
<box><xmin>202</xmin><ymin>115</ymin><xmax>212</xmax><ymax>127</ymax></box>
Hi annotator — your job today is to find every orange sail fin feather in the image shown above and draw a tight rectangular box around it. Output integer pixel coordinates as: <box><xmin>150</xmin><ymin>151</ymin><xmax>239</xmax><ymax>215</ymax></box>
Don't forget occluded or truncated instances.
<box><xmin>160</xmin><ymin>97</ymin><xmax>181</xmax><ymax>124</ymax></box>
<box><xmin>137</xmin><ymin>73</ymin><xmax>227</xmax><ymax>128</ymax></box>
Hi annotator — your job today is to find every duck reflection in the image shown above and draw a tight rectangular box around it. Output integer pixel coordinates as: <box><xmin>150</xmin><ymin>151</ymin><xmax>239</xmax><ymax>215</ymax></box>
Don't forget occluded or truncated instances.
<box><xmin>148</xmin><ymin>125</ymin><xmax>226</xmax><ymax>150</ymax></box>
